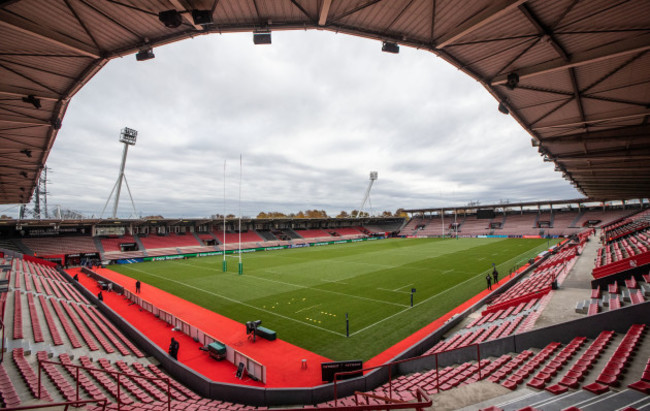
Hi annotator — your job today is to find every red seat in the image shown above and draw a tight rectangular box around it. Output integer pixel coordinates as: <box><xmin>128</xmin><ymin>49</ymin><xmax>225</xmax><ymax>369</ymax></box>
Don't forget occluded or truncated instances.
<box><xmin>583</xmin><ymin>382</ymin><xmax>610</xmax><ymax>394</ymax></box>
<box><xmin>629</xmin><ymin>380</ymin><xmax>650</xmax><ymax>394</ymax></box>
<box><xmin>526</xmin><ymin>378</ymin><xmax>546</xmax><ymax>389</ymax></box>
<box><xmin>559</xmin><ymin>376</ymin><xmax>580</xmax><ymax>388</ymax></box>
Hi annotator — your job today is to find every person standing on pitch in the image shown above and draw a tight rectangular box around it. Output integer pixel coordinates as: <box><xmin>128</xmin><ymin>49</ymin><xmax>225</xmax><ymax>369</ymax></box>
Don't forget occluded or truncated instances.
<box><xmin>135</xmin><ymin>279</ymin><xmax>141</xmax><ymax>294</ymax></box>
<box><xmin>486</xmin><ymin>273</ymin><xmax>492</xmax><ymax>291</ymax></box>
<box><xmin>492</xmin><ymin>263</ymin><xmax>499</xmax><ymax>285</ymax></box>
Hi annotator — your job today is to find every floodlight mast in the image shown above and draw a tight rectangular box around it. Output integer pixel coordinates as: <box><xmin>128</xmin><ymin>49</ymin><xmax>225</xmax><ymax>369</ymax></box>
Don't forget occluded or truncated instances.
<box><xmin>101</xmin><ymin>127</ymin><xmax>138</xmax><ymax>219</ymax></box>
<box><xmin>112</xmin><ymin>128</ymin><xmax>137</xmax><ymax>218</ymax></box>
<box><xmin>358</xmin><ymin>171</ymin><xmax>377</xmax><ymax>217</ymax></box>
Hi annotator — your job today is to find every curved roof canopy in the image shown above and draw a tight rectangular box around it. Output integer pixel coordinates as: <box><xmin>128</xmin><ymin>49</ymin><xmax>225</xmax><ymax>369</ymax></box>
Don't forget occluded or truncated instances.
<box><xmin>1</xmin><ymin>0</ymin><xmax>649</xmax><ymax>205</ymax></box>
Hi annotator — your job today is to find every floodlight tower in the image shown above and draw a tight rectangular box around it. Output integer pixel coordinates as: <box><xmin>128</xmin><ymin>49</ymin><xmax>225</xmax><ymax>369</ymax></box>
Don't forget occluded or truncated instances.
<box><xmin>101</xmin><ymin>127</ymin><xmax>138</xmax><ymax>218</ymax></box>
<box><xmin>358</xmin><ymin>171</ymin><xmax>378</xmax><ymax>217</ymax></box>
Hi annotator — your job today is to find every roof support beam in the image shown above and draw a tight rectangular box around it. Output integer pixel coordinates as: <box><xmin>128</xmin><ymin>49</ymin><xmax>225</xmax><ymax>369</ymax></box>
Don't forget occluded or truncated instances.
<box><xmin>569</xmin><ymin>167</ymin><xmax>650</xmax><ymax>173</ymax></box>
<box><xmin>533</xmin><ymin>109</ymin><xmax>650</xmax><ymax>132</ymax></box>
<box><xmin>540</xmin><ymin>125</ymin><xmax>650</xmax><ymax>142</ymax></box>
<box><xmin>0</xmin><ymin>114</ymin><xmax>50</xmax><ymax>126</ymax></box>
<box><xmin>491</xmin><ymin>33</ymin><xmax>650</xmax><ymax>85</ymax></box>
<box><xmin>0</xmin><ymin>86</ymin><xmax>61</xmax><ymax>101</ymax></box>
<box><xmin>319</xmin><ymin>0</ymin><xmax>332</xmax><ymax>26</ymax></box>
<box><xmin>555</xmin><ymin>154</ymin><xmax>650</xmax><ymax>162</ymax></box>
<box><xmin>331</xmin><ymin>0</ymin><xmax>385</xmax><ymax>22</ymax></box>
<box><xmin>435</xmin><ymin>0</ymin><xmax>528</xmax><ymax>49</ymax></box>
<box><xmin>0</xmin><ymin>10</ymin><xmax>100</xmax><ymax>58</ymax></box>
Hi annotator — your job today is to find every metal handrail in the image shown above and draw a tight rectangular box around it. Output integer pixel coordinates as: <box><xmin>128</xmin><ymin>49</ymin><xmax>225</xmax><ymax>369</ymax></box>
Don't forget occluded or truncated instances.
<box><xmin>0</xmin><ymin>265</ymin><xmax>9</xmax><ymax>363</ymax></box>
<box><xmin>37</xmin><ymin>358</ymin><xmax>172</xmax><ymax>411</ymax></box>
<box><xmin>271</xmin><ymin>387</ymin><xmax>432</xmax><ymax>411</ymax></box>
<box><xmin>4</xmin><ymin>398</ymin><xmax>108</xmax><ymax>410</ymax></box>
<box><xmin>332</xmin><ymin>343</ymin><xmax>483</xmax><ymax>405</ymax></box>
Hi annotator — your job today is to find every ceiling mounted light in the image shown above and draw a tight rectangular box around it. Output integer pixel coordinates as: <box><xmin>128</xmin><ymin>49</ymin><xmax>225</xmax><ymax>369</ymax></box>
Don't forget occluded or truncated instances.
<box><xmin>136</xmin><ymin>47</ymin><xmax>155</xmax><ymax>61</ymax></box>
<box><xmin>20</xmin><ymin>171</ymin><xmax>28</xmax><ymax>178</ymax></box>
<box><xmin>192</xmin><ymin>9</ymin><xmax>213</xmax><ymax>26</ymax></box>
<box><xmin>51</xmin><ymin>118</ymin><xmax>62</xmax><ymax>130</ymax></box>
<box><xmin>20</xmin><ymin>149</ymin><xmax>32</xmax><ymax>158</ymax></box>
<box><xmin>498</xmin><ymin>101</ymin><xmax>509</xmax><ymax>115</ymax></box>
<box><xmin>253</xmin><ymin>31</ymin><xmax>272</xmax><ymax>45</ymax></box>
<box><xmin>22</xmin><ymin>94</ymin><xmax>41</xmax><ymax>109</ymax></box>
<box><xmin>382</xmin><ymin>41</ymin><xmax>399</xmax><ymax>54</ymax></box>
<box><xmin>159</xmin><ymin>10</ymin><xmax>182</xmax><ymax>28</ymax></box>
<box><xmin>506</xmin><ymin>72</ymin><xmax>519</xmax><ymax>90</ymax></box>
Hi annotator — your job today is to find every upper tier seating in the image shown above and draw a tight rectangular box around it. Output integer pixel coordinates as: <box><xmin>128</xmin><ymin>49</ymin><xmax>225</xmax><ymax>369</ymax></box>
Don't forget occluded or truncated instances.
<box><xmin>500</xmin><ymin>213</ymin><xmax>540</xmax><ymax>236</ymax></box>
<box><xmin>21</xmin><ymin>236</ymin><xmax>98</xmax><ymax>256</ymax></box>
<box><xmin>138</xmin><ymin>232</ymin><xmax>201</xmax><ymax>249</ymax></box>
<box><xmin>294</xmin><ymin>229</ymin><xmax>334</xmax><ymax>239</ymax></box>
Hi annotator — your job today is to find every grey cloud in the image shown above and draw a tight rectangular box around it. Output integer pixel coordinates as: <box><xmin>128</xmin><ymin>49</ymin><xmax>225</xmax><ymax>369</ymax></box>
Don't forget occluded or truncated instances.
<box><xmin>32</xmin><ymin>30</ymin><xmax>580</xmax><ymax>219</ymax></box>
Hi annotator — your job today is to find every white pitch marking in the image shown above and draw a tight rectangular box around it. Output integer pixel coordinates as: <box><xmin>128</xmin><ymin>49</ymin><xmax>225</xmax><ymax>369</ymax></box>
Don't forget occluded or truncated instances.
<box><xmin>376</xmin><ymin>288</ymin><xmax>410</xmax><ymax>294</ymax></box>
<box><xmin>118</xmin><ymin>266</ymin><xmax>346</xmax><ymax>337</ymax></box>
<box><xmin>394</xmin><ymin>283</ymin><xmax>414</xmax><ymax>291</ymax></box>
<box><xmin>295</xmin><ymin>304</ymin><xmax>321</xmax><ymax>314</ymax></box>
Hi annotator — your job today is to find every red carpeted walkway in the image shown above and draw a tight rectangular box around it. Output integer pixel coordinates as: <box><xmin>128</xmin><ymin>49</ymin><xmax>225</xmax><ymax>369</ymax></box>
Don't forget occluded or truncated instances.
<box><xmin>71</xmin><ymin>267</ymin><xmax>329</xmax><ymax>387</ymax></box>
<box><xmin>70</xmin><ymin>261</ymin><xmax>531</xmax><ymax>387</ymax></box>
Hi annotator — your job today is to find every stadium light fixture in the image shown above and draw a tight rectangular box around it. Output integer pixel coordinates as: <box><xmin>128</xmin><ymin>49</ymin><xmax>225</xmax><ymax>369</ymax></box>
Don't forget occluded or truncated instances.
<box><xmin>506</xmin><ymin>72</ymin><xmax>519</xmax><ymax>90</ymax></box>
<box><xmin>119</xmin><ymin>127</ymin><xmax>138</xmax><ymax>145</ymax></box>
<box><xmin>498</xmin><ymin>101</ymin><xmax>509</xmax><ymax>114</ymax></box>
<box><xmin>382</xmin><ymin>41</ymin><xmax>399</xmax><ymax>54</ymax></box>
<box><xmin>22</xmin><ymin>95</ymin><xmax>41</xmax><ymax>109</ymax></box>
<box><xmin>192</xmin><ymin>9</ymin><xmax>213</xmax><ymax>26</ymax></box>
<box><xmin>158</xmin><ymin>10</ymin><xmax>182</xmax><ymax>28</ymax></box>
<box><xmin>20</xmin><ymin>171</ymin><xmax>28</xmax><ymax>178</ymax></box>
<box><xmin>136</xmin><ymin>47</ymin><xmax>155</xmax><ymax>61</ymax></box>
<box><xmin>254</xmin><ymin>31</ymin><xmax>272</xmax><ymax>45</ymax></box>
<box><xmin>20</xmin><ymin>149</ymin><xmax>32</xmax><ymax>158</ymax></box>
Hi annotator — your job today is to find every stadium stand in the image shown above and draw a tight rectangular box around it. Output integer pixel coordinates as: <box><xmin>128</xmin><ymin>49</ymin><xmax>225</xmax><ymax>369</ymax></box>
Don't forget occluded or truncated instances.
<box><xmin>329</xmin><ymin>227</ymin><xmax>364</xmax><ymax>239</ymax></box>
<box><xmin>591</xmin><ymin>210</ymin><xmax>650</xmax><ymax>280</ymax></box>
<box><xmin>20</xmin><ymin>235</ymin><xmax>98</xmax><ymax>257</ymax></box>
<box><xmin>294</xmin><ymin>229</ymin><xmax>335</xmax><ymax>240</ymax></box>
<box><xmin>458</xmin><ymin>215</ymin><xmax>490</xmax><ymax>235</ymax></box>
<box><xmin>499</xmin><ymin>213</ymin><xmax>541</xmax><ymax>237</ymax></box>
<box><xmin>138</xmin><ymin>232</ymin><xmax>202</xmax><ymax>249</ymax></box>
<box><xmin>2</xmin><ymin>210</ymin><xmax>650</xmax><ymax>410</ymax></box>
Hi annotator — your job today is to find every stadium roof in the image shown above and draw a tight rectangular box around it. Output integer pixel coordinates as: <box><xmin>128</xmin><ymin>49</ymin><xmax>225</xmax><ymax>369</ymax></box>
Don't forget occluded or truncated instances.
<box><xmin>1</xmin><ymin>0</ymin><xmax>649</xmax><ymax>206</ymax></box>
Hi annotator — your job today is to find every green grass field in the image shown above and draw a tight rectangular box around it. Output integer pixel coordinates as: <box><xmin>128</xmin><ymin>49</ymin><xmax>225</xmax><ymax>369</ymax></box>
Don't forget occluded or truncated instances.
<box><xmin>110</xmin><ymin>237</ymin><xmax>557</xmax><ymax>360</ymax></box>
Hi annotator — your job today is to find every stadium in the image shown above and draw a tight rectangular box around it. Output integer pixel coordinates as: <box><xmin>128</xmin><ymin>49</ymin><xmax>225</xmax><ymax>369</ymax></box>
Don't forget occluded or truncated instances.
<box><xmin>1</xmin><ymin>1</ymin><xmax>650</xmax><ymax>410</ymax></box>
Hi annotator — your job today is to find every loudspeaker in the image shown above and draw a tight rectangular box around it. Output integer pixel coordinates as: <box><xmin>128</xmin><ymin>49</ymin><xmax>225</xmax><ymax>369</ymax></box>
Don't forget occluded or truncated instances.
<box><xmin>192</xmin><ymin>10</ymin><xmax>213</xmax><ymax>25</ymax></box>
<box><xmin>254</xmin><ymin>33</ymin><xmax>272</xmax><ymax>44</ymax></box>
<box><xmin>382</xmin><ymin>41</ymin><xmax>399</xmax><ymax>54</ymax></box>
<box><xmin>159</xmin><ymin>10</ymin><xmax>182</xmax><ymax>28</ymax></box>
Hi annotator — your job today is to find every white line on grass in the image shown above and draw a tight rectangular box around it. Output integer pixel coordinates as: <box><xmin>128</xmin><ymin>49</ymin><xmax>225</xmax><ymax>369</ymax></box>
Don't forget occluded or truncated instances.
<box><xmin>120</xmin><ymin>265</ymin><xmax>347</xmax><ymax>337</ymax></box>
<box><xmin>320</xmin><ymin>278</ymin><xmax>348</xmax><ymax>285</ymax></box>
<box><xmin>376</xmin><ymin>288</ymin><xmax>410</xmax><ymax>294</ymax></box>
<box><xmin>167</xmin><ymin>256</ymin><xmax>407</xmax><ymax>307</ymax></box>
<box><xmin>295</xmin><ymin>304</ymin><xmax>321</xmax><ymax>314</ymax></box>
<box><xmin>242</xmin><ymin>273</ymin><xmax>409</xmax><ymax>308</ymax></box>
<box><xmin>394</xmin><ymin>283</ymin><xmax>414</xmax><ymax>291</ymax></box>
<box><xmin>349</xmin><ymin>246</ymin><xmax>547</xmax><ymax>337</ymax></box>
<box><xmin>441</xmin><ymin>269</ymin><xmax>455</xmax><ymax>274</ymax></box>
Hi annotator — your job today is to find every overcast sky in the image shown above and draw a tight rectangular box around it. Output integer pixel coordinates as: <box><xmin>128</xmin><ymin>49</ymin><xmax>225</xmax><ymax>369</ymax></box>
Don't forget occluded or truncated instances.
<box><xmin>12</xmin><ymin>30</ymin><xmax>580</xmax><ymax>218</ymax></box>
